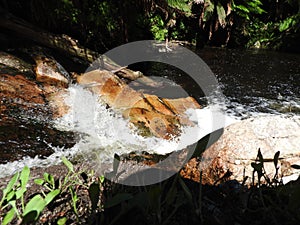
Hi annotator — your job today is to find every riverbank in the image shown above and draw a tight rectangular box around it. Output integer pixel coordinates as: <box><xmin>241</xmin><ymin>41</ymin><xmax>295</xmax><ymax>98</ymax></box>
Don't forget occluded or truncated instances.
<box><xmin>1</xmin><ymin>156</ymin><xmax>300</xmax><ymax>225</ymax></box>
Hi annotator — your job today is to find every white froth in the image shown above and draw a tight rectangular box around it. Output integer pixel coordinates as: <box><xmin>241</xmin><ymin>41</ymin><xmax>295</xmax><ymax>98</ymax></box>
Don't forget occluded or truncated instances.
<box><xmin>0</xmin><ymin>85</ymin><xmax>238</xmax><ymax>178</ymax></box>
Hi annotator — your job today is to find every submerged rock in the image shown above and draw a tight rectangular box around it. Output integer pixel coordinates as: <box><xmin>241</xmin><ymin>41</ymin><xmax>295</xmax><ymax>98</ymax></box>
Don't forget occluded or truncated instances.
<box><xmin>196</xmin><ymin>115</ymin><xmax>300</xmax><ymax>185</ymax></box>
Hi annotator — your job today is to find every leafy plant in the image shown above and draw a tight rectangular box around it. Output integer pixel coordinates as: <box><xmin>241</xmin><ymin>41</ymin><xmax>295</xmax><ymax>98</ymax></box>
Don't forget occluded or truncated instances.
<box><xmin>0</xmin><ymin>156</ymin><xmax>94</xmax><ymax>224</ymax></box>
<box><xmin>232</xmin><ymin>0</ymin><xmax>265</xmax><ymax>20</ymax></box>
<box><xmin>0</xmin><ymin>166</ymin><xmax>60</xmax><ymax>224</ymax></box>
<box><xmin>0</xmin><ymin>166</ymin><xmax>30</xmax><ymax>224</ymax></box>
<box><xmin>150</xmin><ymin>14</ymin><xmax>169</xmax><ymax>40</ymax></box>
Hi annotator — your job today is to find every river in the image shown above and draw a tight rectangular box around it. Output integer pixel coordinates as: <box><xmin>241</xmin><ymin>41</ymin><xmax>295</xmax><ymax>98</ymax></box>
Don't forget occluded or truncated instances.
<box><xmin>0</xmin><ymin>47</ymin><xmax>299</xmax><ymax>178</ymax></box>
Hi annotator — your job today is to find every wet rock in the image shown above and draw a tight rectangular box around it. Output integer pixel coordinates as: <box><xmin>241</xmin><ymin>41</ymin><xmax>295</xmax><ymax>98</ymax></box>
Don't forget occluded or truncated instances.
<box><xmin>0</xmin><ymin>74</ymin><xmax>47</xmax><ymax>123</ymax></box>
<box><xmin>0</xmin><ymin>120</ymin><xmax>76</xmax><ymax>164</ymax></box>
<box><xmin>77</xmin><ymin>70</ymin><xmax>201</xmax><ymax>139</ymax></box>
<box><xmin>0</xmin><ymin>74</ymin><xmax>44</xmax><ymax>103</ymax></box>
<box><xmin>41</xmin><ymin>85</ymin><xmax>70</xmax><ymax>118</ymax></box>
<box><xmin>34</xmin><ymin>55</ymin><xmax>70</xmax><ymax>87</ymax></box>
<box><xmin>197</xmin><ymin>115</ymin><xmax>300</xmax><ymax>185</ymax></box>
<box><xmin>0</xmin><ymin>51</ymin><xmax>34</xmax><ymax>77</ymax></box>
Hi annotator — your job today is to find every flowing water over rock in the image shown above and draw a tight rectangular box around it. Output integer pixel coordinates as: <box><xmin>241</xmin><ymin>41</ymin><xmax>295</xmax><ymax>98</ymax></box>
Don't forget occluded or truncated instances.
<box><xmin>0</xmin><ymin>47</ymin><xmax>299</xmax><ymax>179</ymax></box>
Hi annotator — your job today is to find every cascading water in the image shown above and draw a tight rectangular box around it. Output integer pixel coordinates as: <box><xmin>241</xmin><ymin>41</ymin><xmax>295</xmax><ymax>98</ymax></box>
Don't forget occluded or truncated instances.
<box><xmin>0</xmin><ymin>82</ymin><xmax>236</xmax><ymax>178</ymax></box>
<box><xmin>1</xmin><ymin>48</ymin><xmax>299</xmax><ymax>179</ymax></box>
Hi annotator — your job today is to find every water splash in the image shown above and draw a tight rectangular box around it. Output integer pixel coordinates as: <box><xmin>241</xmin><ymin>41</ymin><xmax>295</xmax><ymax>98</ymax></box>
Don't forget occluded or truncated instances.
<box><xmin>0</xmin><ymin>85</ymin><xmax>237</xmax><ymax>178</ymax></box>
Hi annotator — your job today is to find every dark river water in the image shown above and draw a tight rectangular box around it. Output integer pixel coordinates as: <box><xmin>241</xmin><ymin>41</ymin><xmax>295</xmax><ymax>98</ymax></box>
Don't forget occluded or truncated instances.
<box><xmin>0</xmin><ymin>47</ymin><xmax>299</xmax><ymax>177</ymax></box>
<box><xmin>132</xmin><ymin>47</ymin><xmax>300</xmax><ymax>118</ymax></box>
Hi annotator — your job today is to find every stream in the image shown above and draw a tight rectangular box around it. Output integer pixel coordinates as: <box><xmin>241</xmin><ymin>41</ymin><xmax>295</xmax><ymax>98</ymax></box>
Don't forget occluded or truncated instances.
<box><xmin>0</xmin><ymin>47</ymin><xmax>299</xmax><ymax>178</ymax></box>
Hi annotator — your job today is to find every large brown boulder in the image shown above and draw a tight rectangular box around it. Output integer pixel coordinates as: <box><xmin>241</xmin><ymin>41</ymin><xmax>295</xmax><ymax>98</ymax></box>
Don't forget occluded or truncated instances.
<box><xmin>77</xmin><ymin>70</ymin><xmax>201</xmax><ymax>139</ymax></box>
<box><xmin>186</xmin><ymin>115</ymin><xmax>300</xmax><ymax>185</ymax></box>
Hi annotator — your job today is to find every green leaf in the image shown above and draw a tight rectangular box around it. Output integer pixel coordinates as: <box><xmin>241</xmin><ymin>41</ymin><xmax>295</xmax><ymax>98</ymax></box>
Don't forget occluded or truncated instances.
<box><xmin>43</xmin><ymin>173</ymin><xmax>50</xmax><ymax>183</ymax></box>
<box><xmin>43</xmin><ymin>173</ymin><xmax>55</xmax><ymax>188</ymax></box>
<box><xmin>15</xmin><ymin>187</ymin><xmax>26</xmax><ymax>200</ymax></box>
<box><xmin>99</xmin><ymin>175</ymin><xmax>105</xmax><ymax>184</ymax></box>
<box><xmin>20</xmin><ymin>166</ymin><xmax>30</xmax><ymax>188</ymax></box>
<box><xmin>105</xmin><ymin>193</ymin><xmax>133</xmax><ymax>208</ymax></box>
<box><xmin>2</xmin><ymin>172</ymin><xmax>19</xmax><ymax>200</ymax></box>
<box><xmin>279</xmin><ymin>17</ymin><xmax>295</xmax><ymax>32</ymax></box>
<box><xmin>216</xmin><ymin>3</ymin><xmax>226</xmax><ymax>27</ymax></box>
<box><xmin>203</xmin><ymin>0</ymin><xmax>215</xmax><ymax>22</ymax></box>
<box><xmin>62</xmin><ymin>156</ymin><xmax>74</xmax><ymax>173</ymax></box>
<box><xmin>291</xmin><ymin>164</ymin><xmax>300</xmax><ymax>169</ymax></box>
<box><xmin>45</xmin><ymin>189</ymin><xmax>60</xmax><ymax>205</ymax></box>
<box><xmin>23</xmin><ymin>194</ymin><xmax>46</xmax><ymax>219</ymax></box>
<box><xmin>273</xmin><ymin>151</ymin><xmax>280</xmax><ymax>168</ymax></box>
<box><xmin>69</xmin><ymin>187</ymin><xmax>78</xmax><ymax>215</ymax></box>
<box><xmin>89</xmin><ymin>182</ymin><xmax>100</xmax><ymax>210</ymax></box>
<box><xmin>2</xmin><ymin>208</ymin><xmax>15</xmax><ymax>225</ymax></box>
<box><xmin>9</xmin><ymin>200</ymin><xmax>19</xmax><ymax>217</ymax></box>
<box><xmin>15</xmin><ymin>167</ymin><xmax>30</xmax><ymax>199</ymax></box>
<box><xmin>234</xmin><ymin>5</ymin><xmax>250</xmax><ymax>13</ymax></box>
<box><xmin>34</xmin><ymin>178</ymin><xmax>45</xmax><ymax>186</ymax></box>
<box><xmin>167</xmin><ymin>0</ymin><xmax>191</xmax><ymax>14</ymax></box>
<box><xmin>6</xmin><ymin>190</ymin><xmax>16</xmax><ymax>202</ymax></box>
<box><xmin>57</xmin><ymin>217</ymin><xmax>67</xmax><ymax>225</ymax></box>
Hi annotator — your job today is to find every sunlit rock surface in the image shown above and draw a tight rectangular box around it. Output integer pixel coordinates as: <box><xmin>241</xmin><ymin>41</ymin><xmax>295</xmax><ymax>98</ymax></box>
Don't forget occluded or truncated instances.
<box><xmin>34</xmin><ymin>55</ymin><xmax>70</xmax><ymax>87</ymax></box>
<box><xmin>77</xmin><ymin>70</ymin><xmax>201</xmax><ymax>139</ymax></box>
<box><xmin>0</xmin><ymin>51</ymin><xmax>34</xmax><ymax>77</ymax></box>
<box><xmin>198</xmin><ymin>115</ymin><xmax>300</xmax><ymax>185</ymax></box>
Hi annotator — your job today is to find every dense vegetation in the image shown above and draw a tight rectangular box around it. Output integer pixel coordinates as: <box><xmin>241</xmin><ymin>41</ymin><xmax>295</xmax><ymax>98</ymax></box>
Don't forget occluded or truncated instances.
<box><xmin>1</xmin><ymin>0</ymin><xmax>299</xmax><ymax>52</ymax></box>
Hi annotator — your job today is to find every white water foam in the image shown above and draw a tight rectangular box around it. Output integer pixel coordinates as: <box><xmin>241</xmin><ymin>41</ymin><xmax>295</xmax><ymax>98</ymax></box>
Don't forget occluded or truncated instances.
<box><xmin>0</xmin><ymin>85</ymin><xmax>237</xmax><ymax>178</ymax></box>
<box><xmin>54</xmin><ymin>85</ymin><xmax>238</xmax><ymax>158</ymax></box>
<box><xmin>224</xmin><ymin>96</ymin><xmax>300</xmax><ymax>119</ymax></box>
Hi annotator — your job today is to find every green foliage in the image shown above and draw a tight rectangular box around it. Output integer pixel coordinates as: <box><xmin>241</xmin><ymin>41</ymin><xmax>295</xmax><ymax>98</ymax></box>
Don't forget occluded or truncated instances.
<box><xmin>216</xmin><ymin>3</ymin><xmax>226</xmax><ymax>27</ymax></box>
<box><xmin>1</xmin><ymin>149</ymin><xmax>300</xmax><ymax>224</ymax></box>
<box><xmin>167</xmin><ymin>0</ymin><xmax>192</xmax><ymax>15</ymax></box>
<box><xmin>0</xmin><ymin>157</ymin><xmax>96</xmax><ymax>224</ymax></box>
<box><xmin>150</xmin><ymin>15</ymin><xmax>169</xmax><ymax>40</ymax></box>
<box><xmin>232</xmin><ymin>0</ymin><xmax>300</xmax><ymax>49</ymax></box>
<box><xmin>57</xmin><ymin>217</ymin><xmax>67</xmax><ymax>225</ymax></box>
<box><xmin>279</xmin><ymin>15</ymin><xmax>299</xmax><ymax>32</ymax></box>
<box><xmin>62</xmin><ymin>155</ymin><xmax>74</xmax><ymax>172</ymax></box>
<box><xmin>69</xmin><ymin>186</ymin><xmax>79</xmax><ymax>217</ymax></box>
<box><xmin>203</xmin><ymin>0</ymin><xmax>215</xmax><ymax>22</ymax></box>
<box><xmin>0</xmin><ymin>166</ymin><xmax>30</xmax><ymax>224</ymax></box>
<box><xmin>232</xmin><ymin>0</ymin><xmax>265</xmax><ymax>20</ymax></box>
<box><xmin>4</xmin><ymin>0</ymin><xmax>299</xmax><ymax>50</ymax></box>
<box><xmin>243</xmin><ymin>12</ymin><xmax>300</xmax><ymax>49</ymax></box>
<box><xmin>0</xmin><ymin>166</ymin><xmax>60</xmax><ymax>224</ymax></box>
<box><xmin>0</xmin><ymin>165</ymin><xmax>60</xmax><ymax>224</ymax></box>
